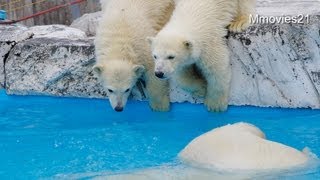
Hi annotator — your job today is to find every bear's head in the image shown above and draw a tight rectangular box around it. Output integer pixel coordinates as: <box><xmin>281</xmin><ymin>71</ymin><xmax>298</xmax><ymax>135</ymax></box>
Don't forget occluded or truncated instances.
<box><xmin>148</xmin><ymin>34</ymin><xmax>195</xmax><ymax>80</ymax></box>
<box><xmin>93</xmin><ymin>60</ymin><xmax>145</xmax><ymax>112</ymax></box>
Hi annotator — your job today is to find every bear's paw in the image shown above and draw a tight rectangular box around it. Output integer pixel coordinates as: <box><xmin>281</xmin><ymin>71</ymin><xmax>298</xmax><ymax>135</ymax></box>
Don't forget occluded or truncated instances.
<box><xmin>229</xmin><ymin>15</ymin><xmax>250</xmax><ymax>33</ymax></box>
<box><xmin>149</xmin><ymin>97</ymin><xmax>170</xmax><ymax>112</ymax></box>
<box><xmin>204</xmin><ymin>96</ymin><xmax>228</xmax><ymax>112</ymax></box>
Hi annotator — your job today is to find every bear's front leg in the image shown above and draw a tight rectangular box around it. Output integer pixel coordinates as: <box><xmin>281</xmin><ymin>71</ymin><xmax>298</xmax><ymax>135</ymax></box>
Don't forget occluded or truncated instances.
<box><xmin>204</xmin><ymin>75</ymin><xmax>230</xmax><ymax>112</ymax></box>
<box><xmin>199</xmin><ymin>45</ymin><xmax>231</xmax><ymax>112</ymax></box>
<box><xmin>174</xmin><ymin>64</ymin><xmax>207</xmax><ymax>97</ymax></box>
<box><xmin>145</xmin><ymin>70</ymin><xmax>170</xmax><ymax>111</ymax></box>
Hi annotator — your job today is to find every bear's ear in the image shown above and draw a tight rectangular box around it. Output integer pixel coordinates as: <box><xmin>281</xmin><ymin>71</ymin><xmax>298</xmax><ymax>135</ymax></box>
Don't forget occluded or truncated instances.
<box><xmin>93</xmin><ymin>65</ymin><xmax>103</xmax><ymax>75</ymax></box>
<box><xmin>133</xmin><ymin>65</ymin><xmax>145</xmax><ymax>77</ymax></box>
<box><xmin>146</xmin><ymin>37</ymin><xmax>155</xmax><ymax>45</ymax></box>
<box><xmin>183</xmin><ymin>40</ymin><xmax>192</xmax><ymax>49</ymax></box>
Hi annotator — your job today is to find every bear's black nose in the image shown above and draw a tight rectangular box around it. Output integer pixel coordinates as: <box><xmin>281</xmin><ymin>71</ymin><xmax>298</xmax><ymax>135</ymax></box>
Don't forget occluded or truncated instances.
<box><xmin>155</xmin><ymin>72</ymin><xmax>164</xmax><ymax>79</ymax></box>
<box><xmin>115</xmin><ymin>106</ymin><xmax>124</xmax><ymax>112</ymax></box>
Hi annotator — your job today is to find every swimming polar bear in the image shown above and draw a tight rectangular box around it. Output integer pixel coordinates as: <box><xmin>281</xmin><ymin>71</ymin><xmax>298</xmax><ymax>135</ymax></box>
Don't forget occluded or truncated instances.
<box><xmin>179</xmin><ymin>122</ymin><xmax>310</xmax><ymax>170</ymax></box>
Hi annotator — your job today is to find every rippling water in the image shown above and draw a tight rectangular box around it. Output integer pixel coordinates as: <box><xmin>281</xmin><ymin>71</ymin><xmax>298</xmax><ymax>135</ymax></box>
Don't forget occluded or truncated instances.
<box><xmin>1</xmin><ymin>90</ymin><xmax>320</xmax><ymax>179</ymax></box>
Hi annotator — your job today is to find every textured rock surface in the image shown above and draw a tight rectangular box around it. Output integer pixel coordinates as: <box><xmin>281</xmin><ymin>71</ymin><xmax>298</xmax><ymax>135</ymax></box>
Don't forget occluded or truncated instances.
<box><xmin>0</xmin><ymin>25</ymin><xmax>34</xmax><ymax>89</ymax></box>
<box><xmin>0</xmin><ymin>24</ymin><xmax>33</xmax><ymax>42</ymax></box>
<box><xmin>256</xmin><ymin>0</ymin><xmax>320</xmax><ymax>16</ymax></box>
<box><xmin>0</xmin><ymin>24</ymin><xmax>86</xmax><ymax>89</ymax></box>
<box><xmin>3</xmin><ymin>16</ymin><xmax>320</xmax><ymax>109</ymax></box>
<box><xmin>5</xmin><ymin>38</ymin><xmax>104</xmax><ymax>98</ymax></box>
<box><xmin>0</xmin><ymin>43</ymin><xmax>11</xmax><ymax>88</ymax></box>
<box><xmin>232</xmin><ymin>15</ymin><xmax>320</xmax><ymax>108</ymax></box>
<box><xmin>70</xmin><ymin>12</ymin><xmax>102</xmax><ymax>36</ymax></box>
<box><xmin>29</xmin><ymin>25</ymin><xmax>87</xmax><ymax>40</ymax></box>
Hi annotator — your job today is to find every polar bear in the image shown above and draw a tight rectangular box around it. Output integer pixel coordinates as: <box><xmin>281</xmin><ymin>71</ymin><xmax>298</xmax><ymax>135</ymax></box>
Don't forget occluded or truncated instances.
<box><xmin>148</xmin><ymin>0</ymin><xmax>256</xmax><ymax>112</ymax></box>
<box><xmin>94</xmin><ymin>0</ymin><xmax>174</xmax><ymax>112</ymax></box>
<box><xmin>179</xmin><ymin>122</ymin><xmax>310</xmax><ymax>170</ymax></box>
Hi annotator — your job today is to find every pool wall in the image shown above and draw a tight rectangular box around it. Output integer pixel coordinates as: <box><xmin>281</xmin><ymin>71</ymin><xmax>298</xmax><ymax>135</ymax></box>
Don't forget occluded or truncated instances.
<box><xmin>0</xmin><ymin>15</ymin><xmax>320</xmax><ymax>109</ymax></box>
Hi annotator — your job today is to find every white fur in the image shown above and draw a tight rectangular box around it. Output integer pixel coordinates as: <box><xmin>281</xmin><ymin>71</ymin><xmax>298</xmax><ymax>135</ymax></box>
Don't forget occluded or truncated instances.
<box><xmin>149</xmin><ymin>0</ymin><xmax>256</xmax><ymax>112</ymax></box>
<box><xmin>94</xmin><ymin>0</ymin><xmax>174</xmax><ymax>112</ymax></box>
<box><xmin>179</xmin><ymin>123</ymin><xmax>309</xmax><ymax>170</ymax></box>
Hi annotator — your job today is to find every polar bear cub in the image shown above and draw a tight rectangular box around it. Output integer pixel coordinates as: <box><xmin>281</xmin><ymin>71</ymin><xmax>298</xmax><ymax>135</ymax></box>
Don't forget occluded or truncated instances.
<box><xmin>148</xmin><ymin>0</ymin><xmax>256</xmax><ymax>112</ymax></box>
<box><xmin>94</xmin><ymin>0</ymin><xmax>174</xmax><ymax>112</ymax></box>
<box><xmin>179</xmin><ymin>122</ymin><xmax>310</xmax><ymax>170</ymax></box>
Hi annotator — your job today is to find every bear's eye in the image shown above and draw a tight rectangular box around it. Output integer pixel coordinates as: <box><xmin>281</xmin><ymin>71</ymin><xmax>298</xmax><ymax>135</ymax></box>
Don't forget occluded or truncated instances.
<box><xmin>153</xmin><ymin>55</ymin><xmax>157</xmax><ymax>59</ymax></box>
<box><xmin>125</xmin><ymin>88</ymin><xmax>130</xmax><ymax>93</ymax></box>
<box><xmin>108</xmin><ymin>89</ymin><xmax>114</xmax><ymax>93</ymax></box>
<box><xmin>167</xmin><ymin>55</ymin><xmax>175</xmax><ymax>60</ymax></box>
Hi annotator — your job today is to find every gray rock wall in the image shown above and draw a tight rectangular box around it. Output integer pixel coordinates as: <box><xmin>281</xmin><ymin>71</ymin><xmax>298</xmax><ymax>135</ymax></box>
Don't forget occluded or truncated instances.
<box><xmin>0</xmin><ymin>25</ymin><xmax>34</xmax><ymax>89</ymax></box>
<box><xmin>70</xmin><ymin>12</ymin><xmax>102</xmax><ymax>37</ymax></box>
<box><xmin>0</xmin><ymin>42</ymin><xmax>11</xmax><ymax>88</ymax></box>
<box><xmin>1</xmin><ymin>16</ymin><xmax>320</xmax><ymax>109</ymax></box>
<box><xmin>5</xmin><ymin>38</ymin><xmax>105</xmax><ymax>98</ymax></box>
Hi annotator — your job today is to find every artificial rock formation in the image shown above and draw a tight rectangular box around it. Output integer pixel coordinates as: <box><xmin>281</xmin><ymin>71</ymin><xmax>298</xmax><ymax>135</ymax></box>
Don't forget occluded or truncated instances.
<box><xmin>5</xmin><ymin>38</ymin><xmax>103</xmax><ymax>98</ymax></box>
<box><xmin>0</xmin><ymin>24</ymin><xmax>33</xmax><ymax>88</ymax></box>
<box><xmin>2</xmin><ymin>16</ymin><xmax>320</xmax><ymax>109</ymax></box>
<box><xmin>70</xmin><ymin>11</ymin><xmax>102</xmax><ymax>37</ymax></box>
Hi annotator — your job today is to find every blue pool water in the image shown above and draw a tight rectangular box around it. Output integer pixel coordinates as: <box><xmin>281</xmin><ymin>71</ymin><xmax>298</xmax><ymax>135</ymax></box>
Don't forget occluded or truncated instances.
<box><xmin>0</xmin><ymin>90</ymin><xmax>320</xmax><ymax>179</ymax></box>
